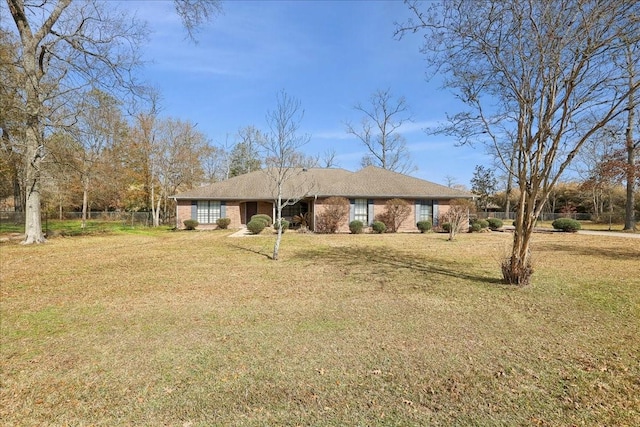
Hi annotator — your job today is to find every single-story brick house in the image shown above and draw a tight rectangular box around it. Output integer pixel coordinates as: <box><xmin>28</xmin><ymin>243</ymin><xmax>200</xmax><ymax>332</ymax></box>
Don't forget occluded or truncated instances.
<box><xmin>172</xmin><ymin>166</ymin><xmax>474</xmax><ymax>232</ymax></box>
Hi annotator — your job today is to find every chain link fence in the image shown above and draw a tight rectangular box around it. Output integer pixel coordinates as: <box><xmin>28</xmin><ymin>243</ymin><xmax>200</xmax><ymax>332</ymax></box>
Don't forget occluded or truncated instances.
<box><xmin>475</xmin><ymin>212</ymin><xmax>593</xmax><ymax>221</ymax></box>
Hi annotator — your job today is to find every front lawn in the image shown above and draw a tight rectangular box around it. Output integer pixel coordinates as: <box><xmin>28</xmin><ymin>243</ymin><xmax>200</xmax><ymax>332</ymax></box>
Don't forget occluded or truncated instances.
<box><xmin>1</xmin><ymin>230</ymin><xmax>638</xmax><ymax>425</ymax></box>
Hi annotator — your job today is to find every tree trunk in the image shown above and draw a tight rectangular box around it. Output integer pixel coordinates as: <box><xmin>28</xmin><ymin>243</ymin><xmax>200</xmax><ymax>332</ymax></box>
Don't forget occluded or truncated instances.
<box><xmin>502</xmin><ymin>189</ymin><xmax>536</xmax><ymax>286</ymax></box>
<box><xmin>21</xmin><ymin>44</ymin><xmax>46</xmax><ymax>244</ymax></box>
<box><xmin>272</xmin><ymin>195</ymin><xmax>282</xmax><ymax>260</ymax></box>
<box><xmin>22</xmin><ymin>112</ymin><xmax>45</xmax><ymax>244</ymax></box>
<box><xmin>154</xmin><ymin>197</ymin><xmax>161</xmax><ymax>227</ymax></box>
<box><xmin>624</xmin><ymin>88</ymin><xmax>636</xmax><ymax>231</ymax></box>
<box><xmin>624</xmin><ymin>145</ymin><xmax>636</xmax><ymax>231</ymax></box>
<box><xmin>81</xmin><ymin>176</ymin><xmax>89</xmax><ymax>229</ymax></box>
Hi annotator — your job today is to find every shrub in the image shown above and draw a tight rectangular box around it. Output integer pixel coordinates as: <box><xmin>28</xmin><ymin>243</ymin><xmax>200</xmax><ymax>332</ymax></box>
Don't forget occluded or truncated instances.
<box><xmin>376</xmin><ymin>198</ymin><xmax>410</xmax><ymax>232</ymax></box>
<box><xmin>183</xmin><ymin>219</ymin><xmax>198</xmax><ymax>230</ymax></box>
<box><xmin>216</xmin><ymin>217</ymin><xmax>231</xmax><ymax>229</ymax></box>
<box><xmin>416</xmin><ymin>220</ymin><xmax>432</xmax><ymax>233</ymax></box>
<box><xmin>246</xmin><ymin>219</ymin><xmax>266</xmax><ymax>234</ymax></box>
<box><xmin>316</xmin><ymin>197</ymin><xmax>349</xmax><ymax>233</ymax></box>
<box><xmin>441</xmin><ymin>222</ymin><xmax>452</xmax><ymax>233</ymax></box>
<box><xmin>487</xmin><ymin>217</ymin><xmax>503</xmax><ymax>230</ymax></box>
<box><xmin>470</xmin><ymin>222</ymin><xmax>482</xmax><ymax>232</ymax></box>
<box><xmin>552</xmin><ymin>218</ymin><xmax>581</xmax><ymax>232</ymax></box>
<box><xmin>372</xmin><ymin>221</ymin><xmax>386</xmax><ymax>234</ymax></box>
<box><xmin>251</xmin><ymin>214</ymin><xmax>272</xmax><ymax>227</ymax></box>
<box><xmin>274</xmin><ymin>219</ymin><xmax>289</xmax><ymax>233</ymax></box>
<box><xmin>349</xmin><ymin>220</ymin><xmax>364</xmax><ymax>234</ymax></box>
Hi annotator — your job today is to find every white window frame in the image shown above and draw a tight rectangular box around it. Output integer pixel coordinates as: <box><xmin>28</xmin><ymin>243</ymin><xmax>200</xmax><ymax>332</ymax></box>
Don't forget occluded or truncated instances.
<box><xmin>354</xmin><ymin>198</ymin><xmax>368</xmax><ymax>224</ymax></box>
<box><xmin>418</xmin><ymin>200</ymin><xmax>433</xmax><ymax>222</ymax></box>
<box><xmin>197</xmin><ymin>201</ymin><xmax>221</xmax><ymax>224</ymax></box>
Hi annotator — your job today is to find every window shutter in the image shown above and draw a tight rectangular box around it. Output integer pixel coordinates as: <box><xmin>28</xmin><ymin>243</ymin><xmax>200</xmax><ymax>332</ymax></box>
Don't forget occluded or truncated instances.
<box><xmin>367</xmin><ymin>200</ymin><xmax>374</xmax><ymax>225</ymax></box>
<box><xmin>191</xmin><ymin>200</ymin><xmax>197</xmax><ymax>220</ymax></box>
<box><xmin>433</xmin><ymin>200</ymin><xmax>439</xmax><ymax>226</ymax></box>
<box><xmin>349</xmin><ymin>199</ymin><xmax>355</xmax><ymax>223</ymax></box>
<box><xmin>220</xmin><ymin>201</ymin><xmax>226</xmax><ymax>218</ymax></box>
<box><xmin>415</xmin><ymin>200</ymin><xmax>421</xmax><ymax>225</ymax></box>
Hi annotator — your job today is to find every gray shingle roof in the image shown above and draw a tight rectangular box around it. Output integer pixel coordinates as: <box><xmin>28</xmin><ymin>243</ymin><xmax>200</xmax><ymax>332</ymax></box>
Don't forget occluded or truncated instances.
<box><xmin>172</xmin><ymin>166</ymin><xmax>473</xmax><ymax>200</ymax></box>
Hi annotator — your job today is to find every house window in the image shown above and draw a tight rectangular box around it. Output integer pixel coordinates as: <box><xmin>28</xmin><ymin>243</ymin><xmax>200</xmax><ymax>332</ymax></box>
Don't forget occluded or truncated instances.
<box><xmin>417</xmin><ymin>200</ymin><xmax>433</xmax><ymax>222</ymax></box>
<box><xmin>354</xmin><ymin>198</ymin><xmax>368</xmax><ymax>223</ymax></box>
<box><xmin>197</xmin><ymin>201</ymin><xmax>221</xmax><ymax>224</ymax></box>
<box><xmin>281</xmin><ymin>201</ymin><xmax>308</xmax><ymax>219</ymax></box>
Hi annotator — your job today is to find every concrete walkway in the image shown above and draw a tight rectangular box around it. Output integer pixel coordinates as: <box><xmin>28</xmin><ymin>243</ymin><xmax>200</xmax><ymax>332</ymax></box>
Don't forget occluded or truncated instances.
<box><xmin>228</xmin><ymin>226</ymin><xmax>253</xmax><ymax>237</ymax></box>
<box><xmin>576</xmin><ymin>229</ymin><xmax>640</xmax><ymax>239</ymax></box>
<box><xmin>502</xmin><ymin>225</ymin><xmax>640</xmax><ymax>239</ymax></box>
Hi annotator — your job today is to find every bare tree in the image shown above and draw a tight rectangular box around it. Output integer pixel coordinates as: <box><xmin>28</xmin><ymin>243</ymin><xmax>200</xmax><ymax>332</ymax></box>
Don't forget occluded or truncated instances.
<box><xmin>442</xmin><ymin>199</ymin><xmax>475</xmax><ymax>241</ymax></box>
<box><xmin>398</xmin><ymin>0</ymin><xmax>640</xmax><ymax>285</ymax></box>
<box><xmin>151</xmin><ymin>118</ymin><xmax>209</xmax><ymax>226</ymax></box>
<box><xmin>621</xmin><ymin>41</ymin><xmax>638</xmax><ymax>231</ymax></box>
<box><xmin>4</xmin><ymin>0</ymin><xmax>221</xmax><ymax>244</ymax></box>
<box><xmin>0</xmin><ymin>28</ymin><xmax>25</xmax><ymax>211</ymax></box>
<box><xmin>320</xmin><ymin>147</ymin><xmax>339</xmax><ymax>168</ymax></box>
<box><xmin>260</xmin><ymin>90</ymin><xmax>312</xmax><ymax>260</ymax></box>
<box><xmin>346</xmin><ymin>88</ymin><xmax>415</xmax><ymax>174</ymax></box>
<box><xmin>69</xmin><ymin>89</ymin><xmax>125</xmax><ymax>228</ymax></box>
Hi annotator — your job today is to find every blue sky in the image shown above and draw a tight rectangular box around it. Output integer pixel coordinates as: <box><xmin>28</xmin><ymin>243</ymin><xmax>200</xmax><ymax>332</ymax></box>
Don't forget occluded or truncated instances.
<box><xmin>128</xmin><ymin>0</ymin><xmax>494</xmax><ymax>188</ymax></box>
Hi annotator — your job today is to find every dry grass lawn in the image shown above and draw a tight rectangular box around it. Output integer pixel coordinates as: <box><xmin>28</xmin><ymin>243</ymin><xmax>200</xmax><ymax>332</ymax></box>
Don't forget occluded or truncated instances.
<box><xmin>1</xmin><ymin>229</ymin><xmax>639</xmax><ymax>426</ymax></box>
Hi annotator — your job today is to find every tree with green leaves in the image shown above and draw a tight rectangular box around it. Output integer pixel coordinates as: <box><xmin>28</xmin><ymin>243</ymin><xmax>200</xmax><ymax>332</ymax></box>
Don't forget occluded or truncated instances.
<box><xmin>229</xmin><ymin>126</ymin><xmax>263</xmax><ymax>177</ymax></box>
<box><xmin>470</xmin><ymin>165</ymin><xmax>497</xmax><ymax>213</ymax></box>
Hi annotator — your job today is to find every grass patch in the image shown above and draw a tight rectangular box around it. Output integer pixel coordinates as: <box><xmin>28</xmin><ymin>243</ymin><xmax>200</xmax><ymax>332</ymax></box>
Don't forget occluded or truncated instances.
<box><xmin>1</xmin><ymin>231</ymin><xmax>639</xmax><ymax>425</ymax></box>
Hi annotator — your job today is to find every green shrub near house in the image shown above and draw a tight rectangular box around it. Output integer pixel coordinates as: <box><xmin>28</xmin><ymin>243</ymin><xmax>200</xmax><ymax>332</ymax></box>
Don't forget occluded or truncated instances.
<box><xmin>372</xmin><ymin>221</ymin><xmax>386</xmax><ymax>234</ymax></box>
<box><xmin>441</xmin><ymin>222</ymin><xmax>452</xmax><ymax>233</ymax></box>
<box><xmin>216</xmin><ymin>218</ymin><xmax>231</xmax><ymax>229</ymax></box>
<box><xmin>274</xmin><ymin>219</ymin><xmax>289</xmax><ymax>233</ymax></box>
<box><xmin>251</xmin><ymin>214</ymin><xmax>272</xmax><ymax>227</ymax></box>
<box><xmin>183</xmin><ymin>219</ymin><xmax>198</xmax><ymax>230</ymax></box>
<box><xmin>487</xmin><ymin>217</ymin><xmax>503</xmax><ymax>230</ymax></box>
<box><xmin>247</xmin><ymin>219</ymin><xmax>266</xmax><ymax>234</ymax></box>
<box><xmin>470</xmin><ymin>218</ymin><xmax>488</xmax><ymax>231</ymax></box>
<box><xmin>349</xmin><ymin>220</ymin><xmax>364</xmax><ymax>234</ymax></box>
<box><xmin>552</xmin><ymin>218</ymin><xmax>581</xmax><ymax>232</ymax></box>
<box><xmin>417</xmin><ymin>220</ymin><xmax>432</xmax><ymax>233</ymax></box>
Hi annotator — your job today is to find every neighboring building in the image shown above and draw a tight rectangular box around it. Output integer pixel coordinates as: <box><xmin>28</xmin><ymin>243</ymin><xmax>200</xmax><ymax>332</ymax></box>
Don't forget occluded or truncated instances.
<box><xmin>172</xmin><ymin>166</ymin><xmax>474</xmax><ymax>232</ymax></box>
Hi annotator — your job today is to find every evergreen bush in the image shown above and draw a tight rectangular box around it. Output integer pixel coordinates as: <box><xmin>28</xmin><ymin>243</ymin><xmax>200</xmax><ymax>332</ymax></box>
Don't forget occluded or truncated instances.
<box><xmin>552</xmin><ymin>218</ymin><xmax>581</xmax><ymax>232</ymax></box>
<box><xmin>247</xmin><ymin>219</ymin><xmax>266</xmax><ymax>234</ymax></box>
<box><xmin>487</xmin><ymin>217</ymin><xmax>503</xmax><ymax>230</ymax></box>
<box><xmin>251</xmin><ymin>214</ymin><xmax>272</xmax><ymax>227</ymax></box>
<box><xmin>183</xmin><ymin>219</ymin><xmax>198</xmax><ymax>230</ymax></box>
<box><xmin>216</xmin><ymin>217</ymin><xmax>231</xmax><ymax>229</ymax></box>
<box><xmin>416</xmin><ymin>220</ymin><xmax>432</xmax><ymax>233</ymax></box>
<box><xmin>274</xmin><ymin>219</ymin><xmax>289</xmax><ymax>233</ymax></box>
<box><xmin>349</xmin><ymin>220</ymin><xmax>364</xmax><ymax>234</ymax></box>
<box><xmin>372</xmin><ymin>221</ymin><xmax>386</xmax><ymax>234</ymax></box>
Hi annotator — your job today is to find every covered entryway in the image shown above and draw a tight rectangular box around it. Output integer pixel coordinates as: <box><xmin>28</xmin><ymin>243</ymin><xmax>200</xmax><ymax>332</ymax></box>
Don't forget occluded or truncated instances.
<box><xmin>244</xmin><ymin>202</ymin><xmax>258</xmax><ymax>225</ymax></box>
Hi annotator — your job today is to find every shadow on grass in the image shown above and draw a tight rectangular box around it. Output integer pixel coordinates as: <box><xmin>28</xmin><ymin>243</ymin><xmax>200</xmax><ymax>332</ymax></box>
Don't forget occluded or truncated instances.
<box><xmin>228</xmin><ymin>242</ymin><xmax>273</xmax><ymax>260</ymax></box>
<box><xmin>292</xmin><ymin>244</ymin><xmax>504</xmax><ymax>286</ymax></box>
<box><xmin>534</xmin><ymin>242</ymin><xmax>640</xmax><ymax>261</ymax></box>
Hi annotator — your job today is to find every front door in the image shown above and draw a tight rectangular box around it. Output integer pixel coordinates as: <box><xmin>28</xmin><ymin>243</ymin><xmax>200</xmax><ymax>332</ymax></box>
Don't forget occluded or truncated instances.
<box><xmin>245</xmin><ymin>202</ymin><xmax>258</xmax><ymax>224</ymax></box>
